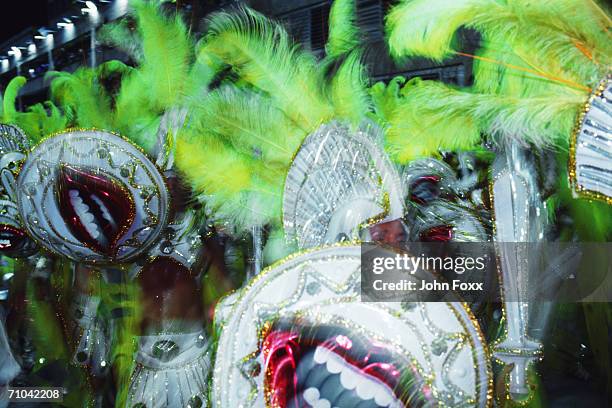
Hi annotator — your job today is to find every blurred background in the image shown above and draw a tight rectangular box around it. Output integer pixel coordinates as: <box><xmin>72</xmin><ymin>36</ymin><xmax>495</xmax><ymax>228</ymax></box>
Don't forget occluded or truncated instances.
<box><xmin>0</xmin><ymin>0</ymin><xmax>477</xmax><ymax>110</ymax></box>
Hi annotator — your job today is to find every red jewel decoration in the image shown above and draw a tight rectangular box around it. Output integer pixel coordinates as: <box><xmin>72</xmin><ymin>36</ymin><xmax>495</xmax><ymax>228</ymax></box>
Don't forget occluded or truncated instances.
<box><xmin>0</xmin><ymin>224</ymin><xmax>28</xmax><ymax>252</ymax></box>
<box><xmin>409</xmin><ymin>175</ymin><xmax>441</xmax><ymax>204</ymax></box>
<box><xmin>262</xmin><ymin>328</ymin><xmax>411</xmax><ymax>408</ymax></box>
<box><xmin>263</xmin><ymin>330</ymin><xmax>301</xmax><ymax>408</ymax></box>
<box><xmin>419</xmin><ymin>225</ymin><xmax>454</xmax><ymax>242</ymax></box>
<box><xmin>57</xmin><ymin>164</ymin><xmax>135</xmax><ymax>256</ymax></box>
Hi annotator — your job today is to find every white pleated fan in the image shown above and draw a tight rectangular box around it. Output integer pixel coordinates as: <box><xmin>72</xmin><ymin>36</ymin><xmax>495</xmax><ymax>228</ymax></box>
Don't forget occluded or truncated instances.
<box><xmin>571</xmin><ymin>75</ymin><xmax>612</xmax><ymax>202</ymax></box>
<box><xmin>283</xmin><ymin>121</ymin><xmax>404</xmax><ymax>249</ymax></box>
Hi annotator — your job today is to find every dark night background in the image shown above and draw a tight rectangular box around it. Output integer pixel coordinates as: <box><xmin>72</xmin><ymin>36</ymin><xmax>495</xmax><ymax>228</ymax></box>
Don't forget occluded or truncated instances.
<box><xmin>0</xmin><ymin>0</ymin><xmax>49</xmax><ymax>41</ymax></box>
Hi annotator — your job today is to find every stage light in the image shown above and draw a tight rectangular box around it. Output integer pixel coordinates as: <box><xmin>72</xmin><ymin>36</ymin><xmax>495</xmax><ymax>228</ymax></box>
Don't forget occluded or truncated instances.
<box><xmin>82</xmin><ymin>1</ymin><xmax>98</xmax><ymax>13</ymax></box>
<box><xmin>37</xmin><ymin>28</ymin><xmax>55</xmax><ymax>37</ymax></box>
<box><xmin>81</xmin><ymin>0</ymin><xmax>100</xmax><ymax>24</ymax></box>
<box><xmin>57</xmin><ymin>18</ymin><xmax>76</xmax><ymax>40</ymax></box>
<box><xmin>9</xmin><ymin>47</ymin><xmax>22</xmax><ymax>59</ymax></box>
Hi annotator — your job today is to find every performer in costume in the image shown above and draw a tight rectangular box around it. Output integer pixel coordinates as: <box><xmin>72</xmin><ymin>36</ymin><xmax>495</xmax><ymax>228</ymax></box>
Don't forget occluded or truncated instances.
<box><xmin>384</xmin><ymin>0</ymin><xmax>611</xmax><ymax>404</ymax></box>
<box><xmin>0</xmin><ymin>123</ymin><xmax>97</xmax><ymax>405</ymax></box>
<box><xmin>0</xmin><ymin>124</ymin><xmax>31</xmax><ymax>397</ymax></box>
<box><xmin>177</xmin><ymin>2</ymin><xmax>493</xmax><ymax>406</ymax></box>
<box><xmin>177</xmin><ymin>2</ymin><xmax>406</xmax><ymax>257</ymax></box>
<box><xmin>1</xmin><ymin>1</ymin><xmax>222</xmax><ymax>405</ymax></box>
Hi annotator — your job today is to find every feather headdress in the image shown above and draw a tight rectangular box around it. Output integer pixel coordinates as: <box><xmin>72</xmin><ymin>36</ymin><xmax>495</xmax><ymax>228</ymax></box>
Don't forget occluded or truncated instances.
<box><xmin>45</xmin><ymin>0</ymin><xmax>210</xmax><ymax>154</ymax></box>
<box><xmin>1</xmin><ymin>76</ymin><xmax>67</xmax><ymax>142</ymax></box>
<box><xmin>176</xmin><ymin>4</ymin><xmax>389</xmax><ymax>238</ymax></box>
<box><xmin>385</xmin><ymin>0</ymin><xmax>611</xmax><ymax>201</ymax></box>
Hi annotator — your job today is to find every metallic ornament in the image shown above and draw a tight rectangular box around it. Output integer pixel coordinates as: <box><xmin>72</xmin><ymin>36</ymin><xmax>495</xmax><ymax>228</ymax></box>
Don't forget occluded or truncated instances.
<box><xmin>403</xmin><ymin>155</ymin><xmax>479</xmax><ymax>204</ymax></box>
<box><xmin>151</xmin><ymin>340</ymin><xmax>180</xmax><ymax>363</ymax></box>
<box><xmin>128</xmin><ymin>330</ymin><xmax>211</xmax><ymax>408</ymax></box>
<box><xmin>0</xmin><ymin>124</ymin><xmax>37</xmax><ymax>258</ymax></box>
<box><xmin>212</xmin><ymin>245</ymin><xmax>491</xmax><ymax>407</ymax></box>
<box><xmin>402</xmin><ymin>158</ymin><xmax>490</xmax><ymax>243</ymax></box>
<box><xmin>570</xmin><ymin>74</ymin><xmax>612</xmax><ymax>203</ymax></box>
<box><xmin>491</xmin><ymin>144</ymin><xmax>546</xmax><ymax>400</ymax></box>
<box><xmin>412</xmin><ymin>200</ymin><xmax>488</xmax><ymax>243</ymax></box>
<box><xmin>0</xmin><ymin>124</ymin><xmax>29</xmax><ymax>171</ymax></box>
<box><xmin>403</xmin><ymin>158</ymin><xmax>459</xmax><ymax>204</ymax></box>
<box><xmin>70</xmin><ymin>294</ymin><xmax>110</xmax><ymax>377</ymax></box>
<box><xmin>283</xmin><ymin>121</ymin><xmax>404</xmax><ymax>250</ymax></box>
<box><xmin>129</xmin><ymin>169</ymin><xmax>205</xmax><ymax>280</ymax></box>
<box><xmin>16</xmin><ymin>130</ymin><xmax>170</xmax><ymax>263</ymax></box>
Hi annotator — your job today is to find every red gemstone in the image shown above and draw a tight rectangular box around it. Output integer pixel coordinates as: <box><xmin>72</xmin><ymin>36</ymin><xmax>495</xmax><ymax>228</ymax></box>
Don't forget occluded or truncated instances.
<box><xmin>419</xmin><ymin>225</ymin><xmax>454</xmax><ymax>242</ymax></box>
<box><xmin>57</xmin><ymin>164</ymin><xmax>135</xmax><ymax>256</ymax></box>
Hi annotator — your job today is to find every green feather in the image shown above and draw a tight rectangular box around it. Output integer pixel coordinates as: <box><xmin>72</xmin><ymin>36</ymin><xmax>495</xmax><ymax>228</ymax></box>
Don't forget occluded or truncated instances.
<box><xmin>326</xmin><ymin>0</ymin><xmax>360</xmax><ymax>58</ymax></box>
<box><xmin>1</xmin><ymin>77</ymin><xmax>67</xmax><ymax>142</ymax></box>
<box><xmin>177</xmin><ymin>6</ymin><xmax>379</xmax><ymax>233</ymax></box>
<box><xmin>330</xmin><ymin>51</ymin><xmax>371</xmax><ymax>125</ymax></box>
<box><xmin>386</xmin><ymin>0</ymin><xmax>499</xmax><ymax>61</ymax></box>
<box><xmin>200</xmin><ymin>6</ymin><xmax>333</xmax><ymax>130</ymax></box>
<box><xmin>369</xmin><ymin>76</ymin><xmax>406</xmax><ymax>125</ymax></box>
<box><xmin>386</xmin><ymin>0</ymin><xmax>610</xmax><ymax>84</ymax></box>
<box><xmin>48</xmin><ymin>68</ymin><xmax>113</xmax><ymax>129</ymax></box>
<box><xmin>2</xmin><ymin>76</ymin><xmax>26</xmax><ymax>122</ymax></box>
<box><xmin>194</xmin><ymin>86</ymin><xmax>306</xmax><ymax>164</ymax></box>
<box><xmin>387</xmin><ymin>78</ymin><xmax>584</xmax><ymax>159</ymax></box>
<box><xmin>385</xmin><ymin>0</ymin><xmax>610</xmax><ymax>147</ymax></box>
<box><xmin>110</xmin><ymin>0</ymin><xmax>196</xmax><ymax>152</ymax></box>
<box><xmin>43</xmin><ymin>1</ymin><xmax>199</xmax><ymax>153</ymax></box>
<box><xmin>98</xmin><ymin>18</ymin><xmax>144</xmax><ymax>63</ymax></box>
<box><xmin>22</xmin><ymin>102</ymin><xmax>68</xmax><ymax>142</ymax></box>
<box><xmin>130</xmin><ymin>0</ymin><xmax>192</xmax><ymax>107</ymax></box>
<box><xmin>96</xmin><ymin>59</ymin><xmax>134</xmax><ymax>79</ymax></box>
<box><xmin>385</xmin><ymin>78</ymin><xmax>481</xmax><ymax>162</ymax></box>
<box><xmin>176</xmin><ymin>131</ymin><xmax>284</xmax><ymax>231</ymax></box>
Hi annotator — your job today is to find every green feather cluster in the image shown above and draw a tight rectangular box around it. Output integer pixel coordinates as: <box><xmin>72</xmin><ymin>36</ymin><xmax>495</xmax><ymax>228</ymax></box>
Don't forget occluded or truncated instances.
<box><xmin>176</xmin><ymin>4</ymin><xmax>372</xmax><ymax>233</ymax></box>
<box><xmin>372</xmin><ymin>77</ymin><xmax>482</xmax><ymax>163</ymax></box>
<box><xmin>385</xmin><ymin>0</ymin><xmax>612</xmax><ymax>245</ymax></box>
<box><xmin>326</xmin><ymin>0</ymin><xmax>361</xmax><ymax>58</ymax></box>
<box><xmin>385</xmin><ymin>0</ymin><xmax>611</xmax><ymax>147</ymax></box>
<box><xmin>0</xmin><ymin>76</ymin><xmax>67</xmax><ymax>142</ymax></box>
<box><xmin>44</xmin><ymin>0</ymin><xmax>207</xmax><ymax>153</ymax></box>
